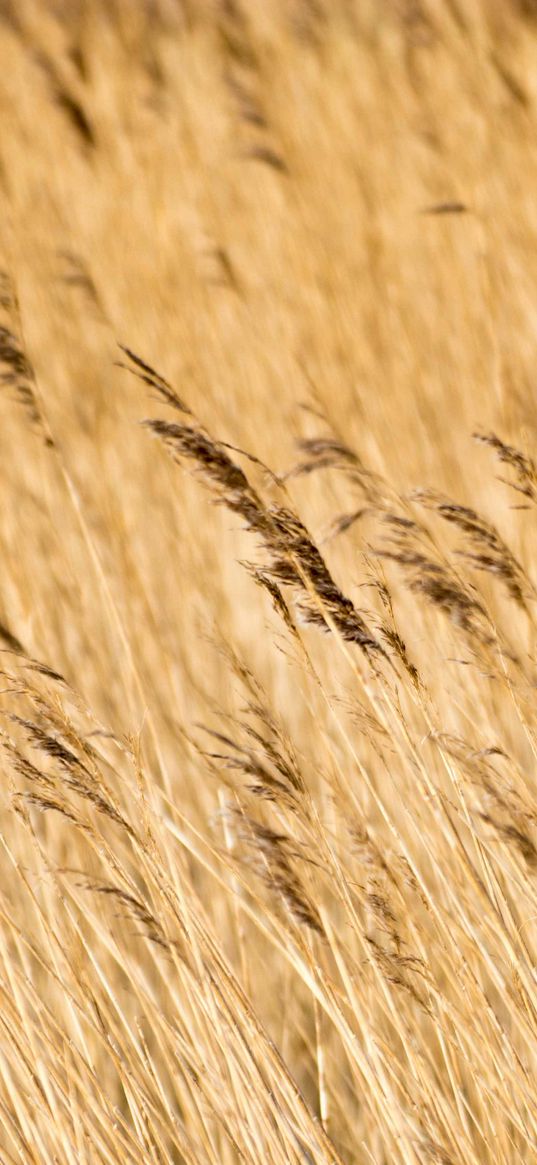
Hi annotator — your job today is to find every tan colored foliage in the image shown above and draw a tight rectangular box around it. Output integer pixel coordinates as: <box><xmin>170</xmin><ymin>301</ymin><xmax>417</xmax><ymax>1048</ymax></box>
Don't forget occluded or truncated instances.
<box><xmin>1</xmin><ymin>2</ymin><xmax>537</xmax><ymax>1161</ymax></box>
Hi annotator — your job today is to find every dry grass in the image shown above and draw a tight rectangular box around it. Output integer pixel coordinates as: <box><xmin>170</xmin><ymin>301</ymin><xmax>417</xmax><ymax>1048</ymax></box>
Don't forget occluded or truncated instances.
<box><xmin>2</xmin><ymin>1</ymin><xmax>537</xmax><ymax>1161</ymax></box>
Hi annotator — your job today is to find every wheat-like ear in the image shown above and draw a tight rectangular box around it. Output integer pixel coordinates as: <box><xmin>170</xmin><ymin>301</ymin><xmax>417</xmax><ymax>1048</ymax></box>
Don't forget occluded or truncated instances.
<box><xmin>474</xmin><ymin>431</ymin><xmax>537</xmax><ymax>504</ymax></box>
<box><xmin>121</xmin><ymin>345</ymin><xmax>386</xmax><ymax>656</ymax></box>
<box><xmin>117</xmin><ymin>344</ymin><xmax>192</xmax><ymax>413</ymax></box>
<box><xmin>414</xmin><ymin>488</ymin><xmax>534</xmax><ymax>608</ymax></box>
<box><xmin>0</xmin><ymin>272</ymin><xmax>50</xmax><ymax>441</ymax></box>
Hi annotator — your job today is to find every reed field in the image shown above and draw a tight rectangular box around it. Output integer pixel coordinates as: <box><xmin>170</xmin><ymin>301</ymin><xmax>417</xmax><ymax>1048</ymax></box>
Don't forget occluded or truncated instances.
<box><xmin>3</xmin><ymin>1</ymin><xmax>537</xmax><ymax>1161</ymax></box>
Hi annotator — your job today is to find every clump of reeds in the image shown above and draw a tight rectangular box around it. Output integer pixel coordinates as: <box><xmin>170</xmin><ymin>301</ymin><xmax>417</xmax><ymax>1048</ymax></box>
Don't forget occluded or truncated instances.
<box><xmin>4</xmin><ymin>4</ymin><xmax>537</xmax><ymax>1163</ymax></box>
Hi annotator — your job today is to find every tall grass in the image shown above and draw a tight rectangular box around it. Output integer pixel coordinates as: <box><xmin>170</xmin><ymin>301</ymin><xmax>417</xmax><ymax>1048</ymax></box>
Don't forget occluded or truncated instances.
<box><xmin>1</xmin><ymin>1</ymin><xmax>537</xmax><ymax>1161</ymax></box>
